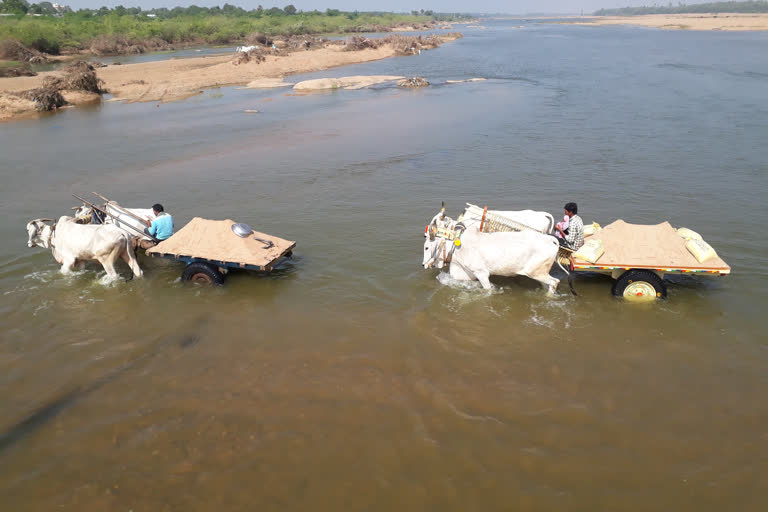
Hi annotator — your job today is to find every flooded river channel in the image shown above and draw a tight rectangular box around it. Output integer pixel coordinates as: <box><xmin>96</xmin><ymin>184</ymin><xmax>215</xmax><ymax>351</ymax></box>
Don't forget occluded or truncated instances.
<box><xmin>1</xmin><ymin>20</ymin><xmax>767</xmax><ymax>511</ymax></box>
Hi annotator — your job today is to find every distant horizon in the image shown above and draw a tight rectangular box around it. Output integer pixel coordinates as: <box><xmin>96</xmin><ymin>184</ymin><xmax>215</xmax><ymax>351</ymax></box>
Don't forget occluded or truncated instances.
<box><xmin>29</xmin><ymin>0</ymin><xmax>725</xmax><ymax>16</ymax></box>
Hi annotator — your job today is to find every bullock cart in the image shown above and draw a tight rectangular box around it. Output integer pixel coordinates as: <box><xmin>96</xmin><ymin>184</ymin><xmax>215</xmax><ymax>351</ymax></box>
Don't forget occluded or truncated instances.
<box><xmin>146</xmin><ymin>217</ymin><xmax>295</xmax><ymax>285</ymax></box>
<box><xmin>565</xmin><ymin>220</ymin><xmax>730</xmax><ymax>301</ymax></box>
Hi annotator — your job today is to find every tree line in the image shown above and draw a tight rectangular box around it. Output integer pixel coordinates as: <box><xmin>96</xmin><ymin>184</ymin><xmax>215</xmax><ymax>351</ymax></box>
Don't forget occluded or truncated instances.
<box><xmin>594</xmin><ymin>1</ymin><xmax>768</xmax><ymax>15</ymax></box>
<box><xmin>0</xmin><ymin>2</ymin><xmax>471</xmax><ymax>56</ymax></box>
<box><xmin>0</xmin><ymin>1</ymin><xmax>463</xmax><ymax>19</ymax></box>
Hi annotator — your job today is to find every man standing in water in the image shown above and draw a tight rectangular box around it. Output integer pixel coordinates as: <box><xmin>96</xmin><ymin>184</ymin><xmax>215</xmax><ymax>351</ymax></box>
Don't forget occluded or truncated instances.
<box><xmin>555</xmin><ymin>202</ymin><xmax>584</xmax><ymax>250</ymax></box>
<box><xmin>146</xmin><ymin>203</ymin><xmax>173</xmax><ymax>241</ymax></box>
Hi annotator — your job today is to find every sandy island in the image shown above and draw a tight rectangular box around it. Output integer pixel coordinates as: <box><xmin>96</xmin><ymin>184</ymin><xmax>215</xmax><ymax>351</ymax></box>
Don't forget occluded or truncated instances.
<box><xmin>562</xmin><ymin>13</ymin><xmax>768</xmax><ymax>31</ymax></box>
<box><xmin>0</xmin><ymin>34</ymin><xmax>461</xmax><ymax>122</ymax></box>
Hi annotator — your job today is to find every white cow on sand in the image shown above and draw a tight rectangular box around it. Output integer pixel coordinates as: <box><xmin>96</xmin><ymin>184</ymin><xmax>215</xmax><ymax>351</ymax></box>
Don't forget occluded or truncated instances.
<box><xmin>423</xmin><ymin>205</ymin><xmax>564</xmax><ymax>295</ymax></box>
<box><xmin>26</xmin><ymin>216</ymin><xmax>143</xmax><ymax>280</ymax></box>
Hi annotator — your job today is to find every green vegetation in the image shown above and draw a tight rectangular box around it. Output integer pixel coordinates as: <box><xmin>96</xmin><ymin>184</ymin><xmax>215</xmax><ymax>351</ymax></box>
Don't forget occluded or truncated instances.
<box><xmin>0</xmin><ymin>2</ymin><xmax>471</xmax><ymax>56</ymax></box>
<box><xmin>595</xmin><ymin>1</ymin><xmax>768</xmax><ymax>16</ymax></box>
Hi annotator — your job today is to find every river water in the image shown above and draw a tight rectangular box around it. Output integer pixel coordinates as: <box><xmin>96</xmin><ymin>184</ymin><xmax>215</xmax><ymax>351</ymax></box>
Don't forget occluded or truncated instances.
<box><xmin>1</xmin><ymin>19</ymin><xmax>767</xmax><ymax>511</ymax></box>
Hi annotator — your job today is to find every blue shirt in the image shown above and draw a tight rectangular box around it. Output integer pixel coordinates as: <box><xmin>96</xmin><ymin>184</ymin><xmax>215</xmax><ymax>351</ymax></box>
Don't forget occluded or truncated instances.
<box><xmin>148</xmin><ymin>213</ymin><xmax>173</xmax><ymax>240</ymax></box>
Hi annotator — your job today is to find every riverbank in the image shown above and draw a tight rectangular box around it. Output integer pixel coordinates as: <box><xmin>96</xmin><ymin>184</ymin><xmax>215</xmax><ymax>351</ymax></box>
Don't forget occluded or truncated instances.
<box><xmin>0</xmin><ymin>33</ymin><xmax>461</xmax><ymax>122</ymax></box>
<box><xmin>562</xmin><ymin>13</ymin><xmax>768</xmax><ymax>31</ymax></box>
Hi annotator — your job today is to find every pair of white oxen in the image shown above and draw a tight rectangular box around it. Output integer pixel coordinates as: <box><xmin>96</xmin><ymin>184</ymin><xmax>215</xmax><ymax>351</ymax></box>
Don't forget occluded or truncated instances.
<box><xmin>25</xmin><ymin>205</ymin><xmax>157</xmax><ymax>281</ymax></box>
<box><xmin>423</xmin><ymin>204</ymin><xmax>569</xmax><ymax>295</ymax></box>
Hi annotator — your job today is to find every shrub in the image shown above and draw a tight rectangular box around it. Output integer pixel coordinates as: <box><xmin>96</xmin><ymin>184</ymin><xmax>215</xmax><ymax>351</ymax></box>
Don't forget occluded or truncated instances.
<box><xmin>28</xmin><ymin>37</ymin><xmax>60</xmax><ymax>55</ymax></box>
<box><xmin>246</xmin><ymin>32</ymin><xmax>273</xmax><ymax>45</ymax></box>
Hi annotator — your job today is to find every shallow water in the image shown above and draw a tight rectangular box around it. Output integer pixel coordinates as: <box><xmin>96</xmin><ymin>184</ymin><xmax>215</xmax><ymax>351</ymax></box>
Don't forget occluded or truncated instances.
<box><xmin>1</xmin><ymin>19</ymin><xmax>767</xmax><ymax>511</ymax></box>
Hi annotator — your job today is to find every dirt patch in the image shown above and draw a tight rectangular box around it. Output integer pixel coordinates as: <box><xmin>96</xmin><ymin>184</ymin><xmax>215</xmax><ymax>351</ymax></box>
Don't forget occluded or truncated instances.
<box><xmin>0</xmin><ymin>92</ymin><xmax>38</xmax><ymax>121</ymax></box>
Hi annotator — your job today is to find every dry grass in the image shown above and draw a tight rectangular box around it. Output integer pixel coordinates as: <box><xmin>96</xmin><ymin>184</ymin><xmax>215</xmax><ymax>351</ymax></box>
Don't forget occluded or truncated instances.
<box><xmin>88</xmin><ymin>35</ymin><xmax>172</xmax><ymax>56</ymax></box>
<box><xmin>22</xmin><ymin>80</ymin><xmax>66</xmax><ymax>112</ymax></box>
<box><xmin>233</xmin><ymin>47</ymin><xmax>267</xmax><ymax>65</ymax></box>
<box><xmin>0</xmin><ymin>39</ymin><xmax>49</xmax><ymax>64</ymax></box>
<box><xmin>281</xmin><ymin>35</ymin><xmax>329</xmax><ymax>52</ymax></box>
<box><xmin>59</xmin><ymin>61</ymin><xmax>105</xmax><ymax>93</ymax></box>
<box><xmin>344</xmin><ymin>33</ymin><xmax>461</xmax><ymax>55</ymax></box>
<box><xmin>14</xmin><ymin>60</ymin><xmax>104</xmax><ymax>112</ymax></box>
<box><xmin>343</xmin><ymin>35</ymin><xmax>380</xmax><ymax>51</ymax></box>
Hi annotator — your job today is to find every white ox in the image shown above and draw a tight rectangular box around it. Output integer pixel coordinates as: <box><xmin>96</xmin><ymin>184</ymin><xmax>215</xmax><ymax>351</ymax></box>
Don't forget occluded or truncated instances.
<box><xmin>26</xmin><ymin>216</ymin><xmax>143</xmax><ymax>280</ymax></box>
<box><xmin>423</xmin><ymin>205</ymin><xmax>563</xmax><ymax>294</ymax></box>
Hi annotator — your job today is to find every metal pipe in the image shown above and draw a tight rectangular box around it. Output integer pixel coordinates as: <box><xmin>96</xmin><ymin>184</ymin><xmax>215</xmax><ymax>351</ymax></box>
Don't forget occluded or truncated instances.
<box><xmin>72</xmin><ymin>194</ymin><xmax>159</xmax><ymax>243</ymax></box>
<box><xmin>91</xmin><ymin>192</ymin><xmax>152</xmax><ymax>227</ymax></box>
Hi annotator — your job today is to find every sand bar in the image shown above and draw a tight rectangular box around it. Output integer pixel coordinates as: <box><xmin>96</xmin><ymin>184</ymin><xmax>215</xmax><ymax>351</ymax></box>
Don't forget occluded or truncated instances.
<box><xmin>562</xmin><ymin>13</ymin><xmax>768</xmax><ymax>31</ymax></box>
<box><xmin>293</xmin><ymin>75</ymin><xmax>404</xmax><ymax>90</ymax></box>
<box><xmin>0</xmin><ymin>34</ymin><xmax>461</xmax><ymax>122</ymax></box>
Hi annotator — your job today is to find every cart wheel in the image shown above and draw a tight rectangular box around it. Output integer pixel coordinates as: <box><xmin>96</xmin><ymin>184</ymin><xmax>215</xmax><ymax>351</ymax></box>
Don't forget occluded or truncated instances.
<box><xmin>181</xmin><ymin>262</ymin><xmax>225</xmax><ymax>286</ymax></box>
<box><xmin>612</xmin><ymin>270</ymin><xmax>666</xmax><ymax>302</ymax></box>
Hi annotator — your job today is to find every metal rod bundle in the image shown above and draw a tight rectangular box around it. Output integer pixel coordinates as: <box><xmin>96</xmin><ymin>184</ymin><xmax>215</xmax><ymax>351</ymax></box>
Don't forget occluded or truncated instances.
<box><xmin>464</xmin><ymin>204</ymin><xmax>538</xmax><ymax>234</ymax></box>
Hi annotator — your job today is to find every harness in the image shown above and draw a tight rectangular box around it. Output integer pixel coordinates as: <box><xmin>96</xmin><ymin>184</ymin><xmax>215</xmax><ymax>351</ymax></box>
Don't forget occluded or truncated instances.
<box><xmin>44</xmin><ymin>222</ymin><xmax>60</xmax><ymax>262</ymax></box>
<box><xmin>434</xmin><ymin>222</ymin><xmax>466</xmax><ymax>265</ymax></box>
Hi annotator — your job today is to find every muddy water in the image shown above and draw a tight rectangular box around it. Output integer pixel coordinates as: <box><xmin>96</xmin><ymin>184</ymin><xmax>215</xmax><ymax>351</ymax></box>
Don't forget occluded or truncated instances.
<box><xmin>1</xmin><ymin>20</ymin><xmax>767</xmax><ymax>511</ymax></box>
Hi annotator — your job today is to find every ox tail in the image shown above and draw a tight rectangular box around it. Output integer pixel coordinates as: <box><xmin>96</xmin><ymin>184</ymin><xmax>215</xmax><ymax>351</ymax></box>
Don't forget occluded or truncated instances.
<box><xmin>550</xmin><ymin>237</ymin><xmax>577</xmax><ymax>296</ymax></box>
<box><xmin>122</xmin><ymin>233</ymin><xmax>143</xmax><ymax>281</ymax></box>
<box><xmin>555</xmin><ymin>257</ymin><xmax>577</xmax><ymax>296</ymax></box>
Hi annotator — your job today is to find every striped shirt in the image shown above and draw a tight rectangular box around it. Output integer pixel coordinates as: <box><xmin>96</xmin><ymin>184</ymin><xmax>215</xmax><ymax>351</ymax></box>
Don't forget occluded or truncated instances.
<box><xmin>565</xmin><ymin>214</ymin><xmax>584</xmax><ymax>250</ymax></box>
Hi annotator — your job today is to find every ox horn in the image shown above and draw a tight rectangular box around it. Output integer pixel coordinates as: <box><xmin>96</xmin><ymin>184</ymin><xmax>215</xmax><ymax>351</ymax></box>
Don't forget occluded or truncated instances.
<box><xmin>31</xmin><ymin>218</ymin><xmax>54</xmax><ymax>223</ymax></box>
<box><xmin>440</xmin><ymin>201</ymin><xmax>446</xmax><ymax>220</ymax></box>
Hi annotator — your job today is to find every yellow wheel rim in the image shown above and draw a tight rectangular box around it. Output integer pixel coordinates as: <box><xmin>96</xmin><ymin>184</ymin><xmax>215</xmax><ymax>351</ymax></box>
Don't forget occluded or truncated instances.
<box><xmin>623</xmin><ymin>281</ymin><xmax>658</xmax><ymax>302</ymax></box>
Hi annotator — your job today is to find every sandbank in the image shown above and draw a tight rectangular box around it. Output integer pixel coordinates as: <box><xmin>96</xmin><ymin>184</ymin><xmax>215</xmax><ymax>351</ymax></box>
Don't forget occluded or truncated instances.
<box><xmin>293</xmin><ymin>75</ymin><xmax>404</xmax><ymax>90</ymax></box>
<box><xmin>0</xmin><ymin>34</ymin><xmax>461</xmax><ymax>122</ymax></box>
<box><xmin>562</xmin><ymin>13</ymin><xmax>768</xmax><ymax>31</ymax></box>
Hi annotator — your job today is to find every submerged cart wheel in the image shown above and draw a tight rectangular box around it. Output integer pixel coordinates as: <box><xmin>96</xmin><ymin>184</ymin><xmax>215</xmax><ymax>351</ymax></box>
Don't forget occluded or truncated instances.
<box><xmin>612</xmin><ymin>269</ymin><xmax>666</xmax><ymax>302</ymax></box>
<box><xmin>181</xmin><ymin>262</ymin><xmax>225</xmax><ymax>286</ymax></box>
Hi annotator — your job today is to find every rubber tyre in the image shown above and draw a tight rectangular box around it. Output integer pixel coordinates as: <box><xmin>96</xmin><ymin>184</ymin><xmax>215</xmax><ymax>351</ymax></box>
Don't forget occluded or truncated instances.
<box><xmin>612</xmin><ymin>269</ymin><xmax>666</xmax><ymax>301</ymax></box>
<box><xmin>181</xmin><ymin>262</ymin><xmax>225</xmax><ymax>285</ymax></box>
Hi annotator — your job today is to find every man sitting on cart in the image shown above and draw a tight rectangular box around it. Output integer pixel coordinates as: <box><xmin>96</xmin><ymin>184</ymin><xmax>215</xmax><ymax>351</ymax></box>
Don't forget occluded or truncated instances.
<box><xmin>555</xmin><ymin>202</ymin><xmax>584</xmax><ymax>250</ymax></box>
<box><xmin>146</xmin><ymin>203</ymin><xmax>174</xmax><ymax>241</ymax></box>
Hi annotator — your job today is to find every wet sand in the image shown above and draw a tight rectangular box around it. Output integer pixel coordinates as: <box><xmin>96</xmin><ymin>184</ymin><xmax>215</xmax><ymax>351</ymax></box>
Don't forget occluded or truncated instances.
<box><xmin>565</xmin><ymin>13</ymin><xmax>768</xmax><ymax>31</ymax></box>
<box><xmin>0</xmin><ymin>35</ymin><xmax>460</xmax><ymax>122</ymax></box>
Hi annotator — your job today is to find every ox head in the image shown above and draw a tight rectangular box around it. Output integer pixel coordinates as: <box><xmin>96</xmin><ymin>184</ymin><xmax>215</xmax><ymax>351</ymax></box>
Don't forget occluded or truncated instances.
<box><xmin>26</xmin><ymin>219</ymin><xmax>54</xmax><ymax>248</ymax></box>
<box><xmin>72</xmin><ymin>204</ymin><xmax>93</xmax><ymax>223</ymax></box>
<box><xmin>423</xmin><ymin>202</ymin><xmax>452</xmax><ymax>269</ymax></box>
